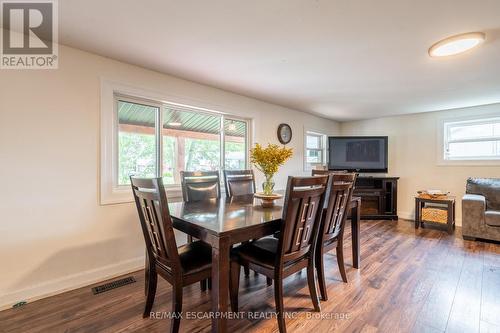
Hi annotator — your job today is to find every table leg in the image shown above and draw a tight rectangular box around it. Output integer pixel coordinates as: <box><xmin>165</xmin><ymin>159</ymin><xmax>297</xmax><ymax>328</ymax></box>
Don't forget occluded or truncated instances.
<box><xmin>211</xmin><ymin>236</ymin><xmax>231</xmax><ymax>333</ymax></box>
<box><xmin>447</xmin><ymin>202</ymin><xmax>453</xmax><ymax>235</ymax></box>
<box><xmin>415</xmin><ymin>200</ymin><xmax>419</xmax><ymax>229</ymax></box>
<box><xmin>351</xmin><ymin>201</ymin><xmax>360</xmax><ymax>269</ymax></box>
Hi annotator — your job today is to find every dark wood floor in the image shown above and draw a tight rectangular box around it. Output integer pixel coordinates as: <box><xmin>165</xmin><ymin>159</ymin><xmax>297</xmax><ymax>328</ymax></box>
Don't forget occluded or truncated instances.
<box><xmin>1</xmin><ymin>220</ymin><xmax>499</xmax><ymax>333</ymax></box>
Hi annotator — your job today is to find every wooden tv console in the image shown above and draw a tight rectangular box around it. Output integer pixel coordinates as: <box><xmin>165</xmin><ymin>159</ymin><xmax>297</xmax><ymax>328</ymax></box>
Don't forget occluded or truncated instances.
<box><xmin>353</xmin><ymin>176</ymin><xmax>399</xmax><ymax>220</ymax></box>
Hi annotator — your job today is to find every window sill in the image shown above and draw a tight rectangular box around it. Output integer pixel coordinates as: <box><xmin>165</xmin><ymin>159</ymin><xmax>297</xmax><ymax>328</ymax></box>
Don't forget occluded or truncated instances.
<box><xmin>436</xmin><ymin>159</ymin><xmax>500</xmax><ymax>167</ymax></box>
<box><xmin>100</xmin><ymin>185</ymin><xmax>184</xmax><ymax>205</ymax></box>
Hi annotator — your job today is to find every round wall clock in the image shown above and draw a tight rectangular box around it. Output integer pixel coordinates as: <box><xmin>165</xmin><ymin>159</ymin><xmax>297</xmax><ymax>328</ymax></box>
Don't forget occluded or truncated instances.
<box><xmin>277</xmin><ymin>123</ymin><xmax>292</xmax><ymax>144</ymax></box>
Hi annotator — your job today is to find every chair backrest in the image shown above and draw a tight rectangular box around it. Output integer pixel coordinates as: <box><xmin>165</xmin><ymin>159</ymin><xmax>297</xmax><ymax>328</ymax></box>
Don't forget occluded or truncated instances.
<box><xmin>311</xmin><ymin>169</ymin><xmax>330</xmax><ymax>176</ymax></box>
<box><xmin>278</xmin><ymin>176</ymin><xmax>329</xmax><ymax>264</ymax></box>
<box><xmin>130</xmin><ymin>177</ymin><xmax>181</xmax><ymax>273</ymax></box>
<box><xmin>312</xmin><ymin>169</ymin><xmax>355</xmax><ymax>205</ymax></box>
<box><xmin>321</xmin><ymin>173</ymin><xmax>357</xmax><ymax>243</ymax></box>
<box><xmin>180</xmin><ymin>171</ymin><xmax>221</xmax><ymax>202</ymax></box>
<box><xmin>223</xmin><ymin>170</ymin><xmax>256</xmax><ymax>197</ymax></box>
<box><xmin>311</xmin><ymin>169</ymin><xmax>348</xmax><ymax>176</ymax></box>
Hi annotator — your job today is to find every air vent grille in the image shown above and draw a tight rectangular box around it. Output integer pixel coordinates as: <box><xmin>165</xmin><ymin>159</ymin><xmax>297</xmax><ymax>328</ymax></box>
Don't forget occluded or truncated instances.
<box><xmin>92</xmin><ymin>276</ymin><xmax>136</xmax><ymax>295</ymax></box>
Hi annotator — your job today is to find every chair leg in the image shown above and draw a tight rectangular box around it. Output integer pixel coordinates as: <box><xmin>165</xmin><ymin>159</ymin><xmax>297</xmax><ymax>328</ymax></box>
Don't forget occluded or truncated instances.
<box><xmin>200</xmin><ymin>279</ymin><xmax>207</xmax><ymax>291</ymax></box>
<box><xmin>244</xmin><ymin>264</ymin><xmax>250</xmax><ymax>277</ymax></box>
<box><xmin>266</xmin><ymin>277</ymin><xmax>272</xmax><ymax>286</ymax></box>
<box><xmin>316</xmin><ymin>248</ymin><xmax>328</xmax><ymax>301</ymax></box>
<box><xmin>274</xmin><ymin>275</ymin><xmax>286</xmax><ymax>333</ymax></box>
<box><xmin>170</xmin><ymin>285</ymin><xmax>183</xmax><ymax>333</ymax></box>
<box><xmin>307</xmin><ymin>261</ymin><xmax>321</xmax><ymax>312</ymax></box>
<box><xmin>336</xmin><ymin>240</ymin><xmax>347</xmax><ymax>283</ymax></box>
<box><xmin>143</xmin><ymin>267</ymin><xmax>158</xmax><ymax>318</ymax></box>
<box><xmin>230</xmin><ymin>261</ymin><xmax>241</xmax><ymax>312</ymax></box>
<box><xmin>144</xmin><ymin>251</ymin><xmax>149</xmax><ymax>296</ymax></box>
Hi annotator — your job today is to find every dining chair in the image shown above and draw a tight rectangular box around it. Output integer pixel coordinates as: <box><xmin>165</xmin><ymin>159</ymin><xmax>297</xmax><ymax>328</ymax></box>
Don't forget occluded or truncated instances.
<box><xmin>223</xmin><ymin>169</ymin><xmax>256</xmax><ymax>197</ymax></box>
<box><xmin>130</xmin><ymin>177</ymin><xmax>212</xmax><ymax>333</ymax></box>
<box><xmin>180</xmin><ymin>170</ymin><xmax>221</xmax><ymax>243</ymax></box>
<box><xmin>314</xmin><ymin>172</ymin><xmax>356</xmax><ymax>301</ymax></box>
<box><xmin>229</xmin><ymin>175</ymin><xmax>329</xmax><ymax>333</ymax></box>
<box><xmin>180</xmin><ymin>170</ymin><xmax>221</xmax><ymax>202</ymax></box>
<box><xmin>223</xmin><ymin>169</ymin><xmax>258</xmax><ymax>278</ymax></box>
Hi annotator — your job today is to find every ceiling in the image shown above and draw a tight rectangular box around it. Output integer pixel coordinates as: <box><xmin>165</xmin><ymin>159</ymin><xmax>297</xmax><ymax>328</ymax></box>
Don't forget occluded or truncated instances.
<box><xmin>59</xmin><ymin>0</ymin><xmax>500</xmax><ymax>121</ymax></box>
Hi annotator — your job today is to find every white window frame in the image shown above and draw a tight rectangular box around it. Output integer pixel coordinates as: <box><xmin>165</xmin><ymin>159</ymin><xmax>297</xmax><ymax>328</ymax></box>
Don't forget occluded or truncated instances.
<box><xmin>114</xmin><ymin>94</ymin><xmax>162</xmax><ymax>188</ymax></box>
<box><xmin>437</xmin><ymin>113</ymin><xmax>500</xmax><ymax>166</ymax></box>
<box><xmin>304</xmin><ymin>130</ymin><xmax>327</xmax><ymax>171</ymax></box>
<box><xmin>100</xmin><ymin>79</ymin><xmax>251</xmax><ymax>205</ymax></box>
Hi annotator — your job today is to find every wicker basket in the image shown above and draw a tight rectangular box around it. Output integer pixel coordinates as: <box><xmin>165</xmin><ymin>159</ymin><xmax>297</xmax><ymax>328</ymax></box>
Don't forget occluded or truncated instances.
<box><xmin>417</xmin><ymin>190</ymin><xmax>450</xmax><ymax>200</ymax></box>
<box><xmin>421</xmin><ymin>207</ymin><xmax>448</xmax><ymax>224</ymax></box>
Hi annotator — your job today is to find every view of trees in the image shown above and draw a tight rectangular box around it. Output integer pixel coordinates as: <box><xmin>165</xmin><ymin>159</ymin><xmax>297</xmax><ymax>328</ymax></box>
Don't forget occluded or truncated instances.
<box><xmin>118</xmin><ymin>132</ymin><xmax>156</xmax><ymax>185</ymax></box>
<box><xmin>119</xmin><ymin>131</ymin><xmax>246</xmax><ymax>185</ymax></box>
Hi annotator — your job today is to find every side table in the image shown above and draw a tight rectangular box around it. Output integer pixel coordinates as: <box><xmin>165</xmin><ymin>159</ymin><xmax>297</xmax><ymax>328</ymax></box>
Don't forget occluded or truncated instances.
<box><xmin>415</xmin><ymin>196</ymin><xmax>456</xmax><ymax>234</ymax></box>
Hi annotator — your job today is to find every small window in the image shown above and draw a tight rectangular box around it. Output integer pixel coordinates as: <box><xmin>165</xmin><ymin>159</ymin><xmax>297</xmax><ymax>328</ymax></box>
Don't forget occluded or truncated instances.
<box><xmin>444</xmin><ymin>117</ymin><xmax>500</xmax><ymax>161</ymax></box>
<box><xmin>305</xmin><ymin>131</ymin><xmax>327</xmax><ymax>170</ymax></box>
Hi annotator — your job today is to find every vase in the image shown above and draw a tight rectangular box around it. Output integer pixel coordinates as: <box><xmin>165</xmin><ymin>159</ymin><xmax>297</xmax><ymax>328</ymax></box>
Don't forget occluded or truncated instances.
<box><xmin>262</xmin><ymin>174</ymin><xmax>275</xmax><ymax>196</ymax></box>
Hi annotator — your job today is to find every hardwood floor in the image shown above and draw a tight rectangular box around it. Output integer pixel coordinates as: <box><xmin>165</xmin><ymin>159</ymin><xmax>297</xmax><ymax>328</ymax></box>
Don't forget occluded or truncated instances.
<box><xmin>1</xmin><ymin>219</ymin><xmax>499</xmax><ymax>333</ymax></box>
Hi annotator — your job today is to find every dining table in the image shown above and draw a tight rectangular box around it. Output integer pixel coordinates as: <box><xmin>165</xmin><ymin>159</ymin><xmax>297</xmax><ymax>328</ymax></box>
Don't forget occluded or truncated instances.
<box><xmin>167</xmin><ymin>194</ymin><xmax>361</xmax><ymax>333</ymax></box>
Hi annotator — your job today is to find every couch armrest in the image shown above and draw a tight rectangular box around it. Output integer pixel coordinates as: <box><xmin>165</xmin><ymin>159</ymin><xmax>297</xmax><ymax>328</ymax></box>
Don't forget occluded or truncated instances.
<box><xmin>462</xmin><ymin>194</ymin><xmax>486</xmax><ymax>228</ymax></box>
<box><xmin>463</xmin><ymin>194</ymin><xmax>486</xmax><ymax>205</ymax></box>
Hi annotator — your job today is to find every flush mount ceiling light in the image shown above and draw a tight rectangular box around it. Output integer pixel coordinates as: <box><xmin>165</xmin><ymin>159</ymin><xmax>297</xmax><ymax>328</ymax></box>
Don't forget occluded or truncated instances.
<box><xmin>227</xmin><ymin>121</ymin><xmax>237</xmax><ymax>131</ymax></box>
<box><xmin>167</xmin><ymin>111</ymin><xmax>182</xmax><ymax>127</ymax></box>
<box><xmin>429</xmin><ymin>32</ymin><xmax>485</xmax><ymax>57</ymax></box>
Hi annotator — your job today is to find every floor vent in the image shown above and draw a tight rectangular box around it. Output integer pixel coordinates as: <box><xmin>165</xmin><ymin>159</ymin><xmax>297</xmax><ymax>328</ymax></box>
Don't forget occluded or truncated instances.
<box><xmin>92</xmin><ymin>276</ymin><xmax>136</xmax><ymax>295</ymax></box>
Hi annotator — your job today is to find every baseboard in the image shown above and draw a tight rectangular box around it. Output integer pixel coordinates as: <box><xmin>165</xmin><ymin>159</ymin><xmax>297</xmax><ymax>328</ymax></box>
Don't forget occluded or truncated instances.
<box><xmin>0</xmin><ymin>256</ymin><xmax>145</xmax><ymax>311</ymax></box>
<box><xmin>398</xmin><ymin>211</ymin><xmax>414</xmax><ymax>221</ymax></box>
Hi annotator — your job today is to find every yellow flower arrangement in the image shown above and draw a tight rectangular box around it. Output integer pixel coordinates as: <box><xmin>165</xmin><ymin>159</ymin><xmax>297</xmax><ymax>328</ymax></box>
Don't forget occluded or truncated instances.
<box><xmin>250</xmin><ymin>143</ymin><xmax>293</xmax><ymax>194</ymax></box>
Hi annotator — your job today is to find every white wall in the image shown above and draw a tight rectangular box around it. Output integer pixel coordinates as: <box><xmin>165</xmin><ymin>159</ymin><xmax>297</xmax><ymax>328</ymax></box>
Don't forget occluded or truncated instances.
<box><xmin>0</xmin><ymin>45</ymin><xmax>340</xmax><ymax>309</ymax></box>
<box><xmin>340</xmin><ymin>104</ymin><xmax>500</xmax><ymax>224</ymax></box>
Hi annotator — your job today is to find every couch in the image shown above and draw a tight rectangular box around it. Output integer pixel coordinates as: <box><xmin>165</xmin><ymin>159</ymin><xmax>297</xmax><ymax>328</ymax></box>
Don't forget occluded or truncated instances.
<box><xmin>462</xmin><ymin>177</ymin><xmax>500</xmax><ymax>242</ymax></box>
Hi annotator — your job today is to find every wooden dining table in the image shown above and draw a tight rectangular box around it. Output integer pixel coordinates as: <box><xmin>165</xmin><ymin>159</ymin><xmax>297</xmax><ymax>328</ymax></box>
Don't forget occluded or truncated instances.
<box><xmin>168</xmin><ymin>194</ymin><xmax>361</xmax><ymax>333</ymax></box>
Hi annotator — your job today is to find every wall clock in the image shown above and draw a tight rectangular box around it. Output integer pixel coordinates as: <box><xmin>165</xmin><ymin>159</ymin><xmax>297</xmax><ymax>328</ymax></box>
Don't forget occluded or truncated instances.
<box><xmin>277</xmin><ymin>123</ymin><xmax>292</xmax><ymax>144</ymax></box>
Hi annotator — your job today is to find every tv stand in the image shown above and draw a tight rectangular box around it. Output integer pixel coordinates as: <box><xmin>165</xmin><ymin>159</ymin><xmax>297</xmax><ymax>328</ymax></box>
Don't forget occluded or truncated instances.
<box><xmin>353</xmin><ymin>176</ymin><xmax>399</xmax><ymax>220</ymax></box>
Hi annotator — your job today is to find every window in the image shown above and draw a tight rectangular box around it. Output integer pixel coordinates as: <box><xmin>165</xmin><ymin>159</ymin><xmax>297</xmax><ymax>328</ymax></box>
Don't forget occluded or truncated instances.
<box><xmin>304</xmin><ymin>131</ymin><xmax>327</xmax><ymax>170</ymax></box>
<box><xmin>224</xmin><ymin>118</ymin><xmax>247</xmax><ymax>170</ymax></box>
<box><xmin>161</xmin><ymin>106</ymin><xmax>221</xmax><ymax>185</ymax></box>
<box><xmin>100</xmin><ymin>80</ymin><xmax>252</xmax><ymax>204</ymax></box>
<box><xmin>118</xmin><ymin>101</ymin><xmax>159</xmax><ymax>185</ymax></box>
<box><xmin>115</xmin><ymin>95</ymin><xmax>249</xmax><ymax>187</ymax></box>
<box><xmin>443</xmin><ymin>117</ymin><xmax>500</xmax><ymax>161</ymax></box>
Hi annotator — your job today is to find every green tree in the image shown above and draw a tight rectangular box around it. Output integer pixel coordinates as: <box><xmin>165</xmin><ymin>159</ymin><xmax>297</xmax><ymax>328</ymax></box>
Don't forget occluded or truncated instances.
<box><xmin>185</xmin><ymin>138</ymin><xmax>220</xmax><ymax>171</ymax></box>
<box><xmin>118</xmin><ymin>132</ymin><xmax>156</xmax><ymax>185</ymax></box>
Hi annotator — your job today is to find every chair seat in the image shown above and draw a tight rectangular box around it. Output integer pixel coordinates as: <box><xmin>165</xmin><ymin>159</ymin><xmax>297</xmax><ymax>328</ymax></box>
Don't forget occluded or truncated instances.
<box><xmin>232</xmin><ymin>237</ymin><xmax>278</xmax><ymax>269</ymax></box>
<box><xmin>485</xmin><ymin>210</ymin><xmax>500</xmax><ymax>227</ymax></box>
<box><xmin>178</xmin><ymin>241</ymin><xmax>212</xmax><ymax>275</ymax></box>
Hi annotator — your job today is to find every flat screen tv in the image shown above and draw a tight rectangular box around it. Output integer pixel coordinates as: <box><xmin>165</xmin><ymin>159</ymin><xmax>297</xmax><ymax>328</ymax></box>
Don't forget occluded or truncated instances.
<box><xmin>328</xmin><ymin>136</ymin><xmax>388</xmax><ymax>173</ymax></box>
